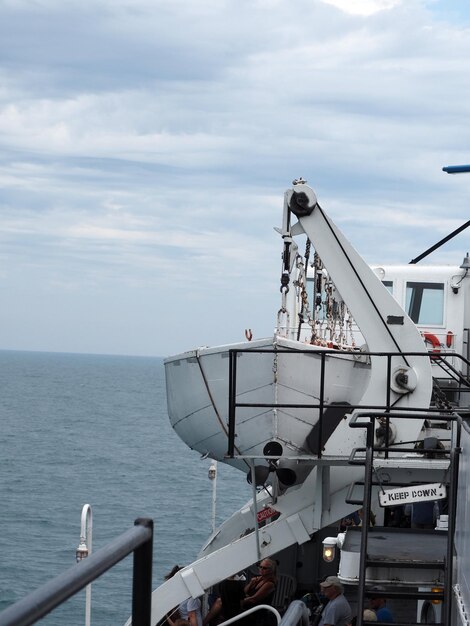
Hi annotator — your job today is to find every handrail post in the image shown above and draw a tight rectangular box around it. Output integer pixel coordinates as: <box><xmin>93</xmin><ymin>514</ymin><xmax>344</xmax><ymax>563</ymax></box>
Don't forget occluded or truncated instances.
<box><xmin>385</xmin><ymin>354</ymin><xmax>392</xmax><ymax>459</ymax></box>
<box><xmin>228</xmin><ymin>350</ymin><xmax>236</xmax><ymax>457</ymax></box>
<box><xmin>249</xmin><ymin>459</ymin><xmax>262</xmax><ymax>561</ymax></box>
<box><xmin>132</xmin><ymin>518</ymin><xmax>154</xmax><ymax>626</ymax></box>
<box><xmin>445</xmin><ymin>447</ymin><xmax>460</xmax><ymax>626</ymax></box>
<box><xmin>356</xmin><ymin>431</ymin><xmax>374</xmax><ymax>626</ymax></box>
<box><xmin>318</xmin><ymin>352</ymin><xmax>325</xmax><ymax>458</ymax></box>
<box><xmin>76</xmin><ymin>504</ymin><xmax>93</xmax><ymax>626</ymax></box>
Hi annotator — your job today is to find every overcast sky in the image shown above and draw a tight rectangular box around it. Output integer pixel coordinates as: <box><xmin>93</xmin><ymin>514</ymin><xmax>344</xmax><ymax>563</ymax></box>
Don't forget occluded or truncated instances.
<box><xmin>1</xmin><ymin>0</ymin><xmax>469</xmax><ymax>357</ymax></box>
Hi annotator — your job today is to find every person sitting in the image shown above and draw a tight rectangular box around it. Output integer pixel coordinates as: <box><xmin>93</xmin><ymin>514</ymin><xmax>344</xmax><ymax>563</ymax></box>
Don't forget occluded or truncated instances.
<box><xmin>369</xmin><ymin>587</ymin><xmax>394</xmax><ymax>623</ymax></box>
<box><xmin>162</xmin><ymin>565</ymin><xmax>183</xmax><ymax>626</ymax></box>
<box><xmin>162</xmin><ymin>565</ymin><xmax>203</xmax><ymax>626</ymax></box>
<box><xmin>179</xmin><ymin>595</ymin><xmax>203</xmax><ymax>626</ymax></box>
<box><xmin>241</xmin><ymin>560</ymin><xmax>277</xmax><ymax>626</ymax></box>
<box><xmin>242</xmin><ymin>559</ymin><xmax>277</xmax><ymax>609</ymax></box>
<box><xmin>363</xmin><ymin>609</ymin><xmax>377</xmax><ymax>622</ymax></box>
<box><xmin>204</xmin><ymin>560</ymin><xmax>277</xmax><ymax>626</ymax></box>
<box><xmin>203</xmin><ymin>574</ymin><xmax>246</xmax><ymax>626</ymax></box>
<box><xmin>318</xmin><ymin>576</ymin><xmax>352</xmax><ymax>626</ymax></box>
<box><xmin>220</xmin><ymin>577</ymin><xmax>245</xmax><ymax>620</ymax></box>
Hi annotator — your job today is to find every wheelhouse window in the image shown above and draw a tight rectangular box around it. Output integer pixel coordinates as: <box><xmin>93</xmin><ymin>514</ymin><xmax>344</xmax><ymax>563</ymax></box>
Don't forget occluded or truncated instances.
<box><xmin>405</xmin><ymin>282</ymin><xmax>444</xmax><ymax>325</ymax></box>
<box><xmin>382</xmin><ymin>280</ymin><xmax>393</xmax><ymax>294</ymax></box>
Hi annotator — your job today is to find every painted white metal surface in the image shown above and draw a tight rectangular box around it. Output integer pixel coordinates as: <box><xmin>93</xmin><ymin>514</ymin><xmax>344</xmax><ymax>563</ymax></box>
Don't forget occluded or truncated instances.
<box><xmin>140</xmin><ymin>464</ymin><xmax>369</xmax><ymax>626</ymax></box>
<box><xmin>165</xmin><ymin>335</ymin><xmax>370</xmax><ymax>473</ymax></box>
<box><xmin>375</xmin><ymin>264</ymin><xmax>468</xmax><ymax>373</ymax></box>
<box><xmin>288</xmin><ymin>185</ymin><xmax>433</xmax><ymax>444</ymax></box>
<box><xmin>144</xmin><ymin>489</ymin><xmax>315</xmax><ymax>625</ymax></box>
<box><xmin>165</xmin><ymin>184</ymin><xmax>446</xmax><ymax>475</ymax></box>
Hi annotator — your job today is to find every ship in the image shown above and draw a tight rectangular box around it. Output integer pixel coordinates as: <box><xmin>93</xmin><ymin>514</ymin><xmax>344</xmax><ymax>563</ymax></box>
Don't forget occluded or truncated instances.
<box><xmin>1</xmin><ymin>176</ymin><xmax>470</xmax><ymax>626</ymax></box>
<box><xmin>158</xmin><ymin>178</ymin><xmax>470</xmax><ymax>626</ymax></box>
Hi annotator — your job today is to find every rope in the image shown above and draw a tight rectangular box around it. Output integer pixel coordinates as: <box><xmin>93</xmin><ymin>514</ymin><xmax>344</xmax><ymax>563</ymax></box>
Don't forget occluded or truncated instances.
<box><xmin>195</xmin><ymin>353</ymin><xmax>250</xmax><ymax>471</ymax></box>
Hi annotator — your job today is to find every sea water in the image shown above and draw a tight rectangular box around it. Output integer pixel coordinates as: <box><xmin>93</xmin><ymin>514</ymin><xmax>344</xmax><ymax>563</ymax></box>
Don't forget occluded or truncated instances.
<box><xmin>0</xmin><ymin>350</ymin><xmax>251</xmax><ymax>625</ymax></box>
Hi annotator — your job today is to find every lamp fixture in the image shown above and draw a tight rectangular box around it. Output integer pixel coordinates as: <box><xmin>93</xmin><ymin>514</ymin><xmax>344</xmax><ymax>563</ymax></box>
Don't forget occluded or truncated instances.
<box><xmin>322</xmin><ymin>537</ymin><xmax>337</xmax><ymax>562</ymax></box>
<box><xmin>431</xmin><ymin>587</ymin><xmax>443</xmax><ymax>605</ymax></box>
<box><xmin>460</xmin><ymin>253</ymin><xmax>470</xmax><ymax>271</ymax></box>
<box><xmin>76</xmin><ymin>540</ymin><xmax>89</xmax><ymax>562</ymax></box>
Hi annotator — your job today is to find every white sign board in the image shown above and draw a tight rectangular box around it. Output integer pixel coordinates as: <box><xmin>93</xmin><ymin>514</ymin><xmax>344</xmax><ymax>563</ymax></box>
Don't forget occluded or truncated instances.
<box><xmin>379</xmin><ymin>483</ymin><xmax>446</xmax><ymax>507</ymax></box>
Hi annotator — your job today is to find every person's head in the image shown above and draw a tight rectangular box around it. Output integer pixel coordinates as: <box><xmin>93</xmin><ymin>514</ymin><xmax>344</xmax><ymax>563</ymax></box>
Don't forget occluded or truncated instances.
<box><xmin>174</xmin><ymin>621</ymin><xmax>190</xmax><ymax>626</ymax></box>
<box><xmin>320</xmin><ymin>576</ymin><xmax>344</xmax><ymax>600</ymax></box>
<box><xmin>363</xmin><ymin>609</ymin><xmax>377</xmax><ymax>622</ymax></box>
<box><xmin>164</xmin><ymin>565</ymin><xmax>183</xmax><ymax>580</ymax></box>
<box><xmin>258</xmin><ymin>559</ymin><xmax>277</xmax><ymax>578</ymax></box>
<box><xmin>368</xmin><ymin>587</ymin><xmax>386</xmax><ymax>610</ymax></box>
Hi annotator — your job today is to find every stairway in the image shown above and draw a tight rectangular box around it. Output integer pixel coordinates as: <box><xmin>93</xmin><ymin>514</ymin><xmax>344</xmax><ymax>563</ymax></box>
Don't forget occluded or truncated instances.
<box><xmin>345</xmin><ymin>410</ymin><xmax>461</xmax><ymax>626</ymax></box>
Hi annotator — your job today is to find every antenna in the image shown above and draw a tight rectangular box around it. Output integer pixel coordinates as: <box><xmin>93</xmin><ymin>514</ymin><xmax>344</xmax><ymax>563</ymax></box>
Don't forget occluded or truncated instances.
<box><xmin>409</xmin><ymin>164</ymin><xmax>470</xmax><ymax>263</ymax></box>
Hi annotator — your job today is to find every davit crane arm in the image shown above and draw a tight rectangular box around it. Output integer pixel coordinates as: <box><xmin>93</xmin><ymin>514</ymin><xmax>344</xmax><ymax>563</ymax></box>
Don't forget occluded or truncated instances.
<box><xmin>285</xmin><ymin>182</ymin><xmax>433</xmax><ymax>443</ymax></box>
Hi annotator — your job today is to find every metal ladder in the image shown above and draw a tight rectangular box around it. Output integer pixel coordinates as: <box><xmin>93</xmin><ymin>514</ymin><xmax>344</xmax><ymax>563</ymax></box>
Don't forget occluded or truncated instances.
<box><xmin>345</xmin><ymin>410</ymin><xmax>461</xmax><ymax>626</ymax></box>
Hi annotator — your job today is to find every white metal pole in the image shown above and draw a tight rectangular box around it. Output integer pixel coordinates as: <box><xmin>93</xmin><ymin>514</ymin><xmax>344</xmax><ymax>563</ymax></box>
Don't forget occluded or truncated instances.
<box><xmin>77</xmin><ymin>504</ymin><xmax>93</xmax><ymax>626</ymax></box>
<box><xmin>208</xmin><ymin>462</ymin><xmax>217</xmax><ymax>533</ymax></box>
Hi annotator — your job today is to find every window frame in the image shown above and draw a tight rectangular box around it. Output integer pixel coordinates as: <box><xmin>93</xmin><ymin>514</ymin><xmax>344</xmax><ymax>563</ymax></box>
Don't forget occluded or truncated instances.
<box><xmin>405</xmin><ymin>281</ymin><xmax>445</xmax><ymax>327</ymax></box>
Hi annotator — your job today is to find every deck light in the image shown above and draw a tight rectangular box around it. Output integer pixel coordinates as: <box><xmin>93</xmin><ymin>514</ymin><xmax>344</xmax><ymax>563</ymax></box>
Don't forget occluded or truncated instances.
<box><xmin>449</xmin><ymin>255</ymin><xmax>470</xmax><ymax>293</ymax></box>
<box><xmin>208</xmin><ymin>462</ymin><xmax>218</xmax><ymax>533</ymax></box>
<box><xmin>460</xmin><ymin>253</ymin><xmax>470</xmax><ymax>271</ymax></box>
<box><xmin>76</xmin><ymin>541</ymin><xmax>89</xmax><ymax>562</ymax></box>
<box><xmin>208</xmin><ymin>463</ymin><xmax>217</xmax><ymax>480</ymax></box>
<box><xmin>431</xmin><ymin>587</ymin><xmax>443</xmax><ymax>605</ymax></box>
<box><xmin>322</xmin><ymin>537</ymin><xmax>337</xmax><ymax>562</ymax></box>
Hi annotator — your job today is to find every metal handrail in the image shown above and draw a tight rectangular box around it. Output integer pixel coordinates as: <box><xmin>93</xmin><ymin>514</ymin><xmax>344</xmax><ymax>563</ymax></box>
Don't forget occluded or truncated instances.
<box><xmin>227</xmin><ymin>348</ymin><xmax>470</xmax><ymax>459</ymax></box>
<box><xmin>0</xmin><ymin>518</ymin><xmax>153</xmax><ymax>626</ymax></box>
<box><xmin>217</xmin><ymin>604</ymin><xmax>282</xmax><ymax>626</ymax></box>
<box><xmin>279</xmin><ymin>600</ymin><xmax>309</xmax><ymax>626</ymax></box>
<box><xmin>214</xmin><ymin>599</ymin><xmax>308</xmax><ymax>626</ymax></box>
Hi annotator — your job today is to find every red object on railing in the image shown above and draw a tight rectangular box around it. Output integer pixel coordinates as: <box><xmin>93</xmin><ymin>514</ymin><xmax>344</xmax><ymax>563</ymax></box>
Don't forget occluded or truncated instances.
<box><xmin>446</xmin><ymin>331</ymin><xmax>454</xmax><ymax>348</ymax></box>
<box><xmin>423</xmin><ymin>332</ymin><xmax>441</xmax><ymax>353</ymax></box>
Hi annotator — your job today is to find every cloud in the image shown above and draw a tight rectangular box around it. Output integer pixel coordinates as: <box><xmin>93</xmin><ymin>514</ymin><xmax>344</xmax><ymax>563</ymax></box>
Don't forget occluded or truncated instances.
<box><xmin>322</xmin><ymin>0</ymin><xmax>402</xmax><ymax>15</ymax></box>
<box><xmin>1</xmin><ymin>0</ymin><xmax>470</xmax><ymax>355</ymax></box>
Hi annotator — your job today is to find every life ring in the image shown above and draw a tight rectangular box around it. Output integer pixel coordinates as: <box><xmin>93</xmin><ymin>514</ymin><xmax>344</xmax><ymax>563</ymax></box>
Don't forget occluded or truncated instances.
<box><xmin>423</xmin><ymin>332</ymin><xmax>441</xmax><ymax>354</ymax></box>
<box><xmin>245</xmin><ymin>329</ymin><xmax>253</xmax><ymax>341</ymax></box>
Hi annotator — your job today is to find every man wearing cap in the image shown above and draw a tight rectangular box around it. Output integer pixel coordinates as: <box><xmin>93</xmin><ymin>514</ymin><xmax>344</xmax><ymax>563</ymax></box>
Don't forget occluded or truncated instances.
<box><xmin>319</xmin><ymin>576</ymin><xmax>352</xmax><ymax>626</ymax></box>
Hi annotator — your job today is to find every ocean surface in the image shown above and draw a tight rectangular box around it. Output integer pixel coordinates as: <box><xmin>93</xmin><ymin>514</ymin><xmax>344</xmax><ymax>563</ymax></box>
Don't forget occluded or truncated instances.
<box><xmin>0</xmin><ymin>350</ymin><xmax>251</xmax><ymax>625</ymax></box>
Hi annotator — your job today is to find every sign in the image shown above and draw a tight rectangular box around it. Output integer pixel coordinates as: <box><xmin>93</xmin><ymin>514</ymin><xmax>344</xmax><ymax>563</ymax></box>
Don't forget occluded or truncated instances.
<box><xmin>257</xmin><ymin>507</ymin><xmax>279</xmax><ymax>523</ymax></box>
<box><xmin>379</xmin><ymin>483</ymin><xmax>446</xmax><ymax>507</ymax></box>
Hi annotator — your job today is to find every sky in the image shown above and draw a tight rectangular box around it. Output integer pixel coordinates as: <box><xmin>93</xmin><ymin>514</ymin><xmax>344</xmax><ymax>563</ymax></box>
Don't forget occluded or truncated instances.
<box><xmin>1</xmin><ymin>0</ymin><xmax>470</xmax><ymax>357</ymax></box>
